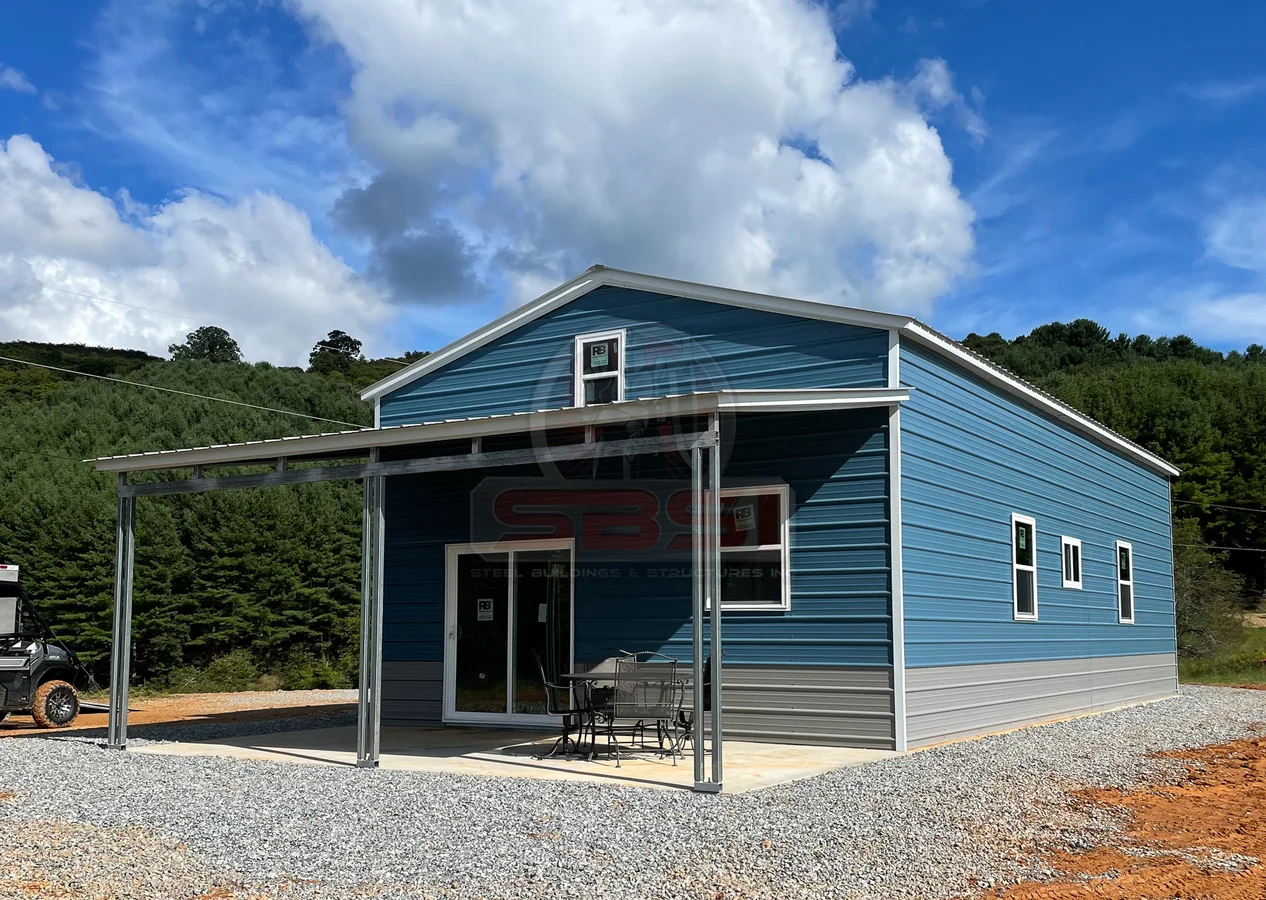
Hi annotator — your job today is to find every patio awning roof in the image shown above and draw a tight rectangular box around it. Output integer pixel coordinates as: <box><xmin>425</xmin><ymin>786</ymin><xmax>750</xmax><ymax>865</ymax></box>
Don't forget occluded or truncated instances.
<box><xmin>90</xmin><ymin>387</ymin><xmax>908</xmax><ymax>474</ymax></box>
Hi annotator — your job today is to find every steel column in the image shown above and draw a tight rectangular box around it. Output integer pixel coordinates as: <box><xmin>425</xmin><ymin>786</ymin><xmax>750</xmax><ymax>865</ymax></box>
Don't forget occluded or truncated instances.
<box><xmin>708</xmin><ymin>416</ymin><xmax>724</xmax><ymax>788</ymax></box>
<box><xmin>691</xmin><ymin>446</ymin><xmax>706</xmax><ymax>787</ymax></box>
<box><xmin>356</xmin><ymin>465</ymin><xmax>386</xmax><ymax>768</ymax></box>
<box><xmin>105</xmin><ymin>475</ymin><xmax>135</xmax><ymax>750</ymax></box>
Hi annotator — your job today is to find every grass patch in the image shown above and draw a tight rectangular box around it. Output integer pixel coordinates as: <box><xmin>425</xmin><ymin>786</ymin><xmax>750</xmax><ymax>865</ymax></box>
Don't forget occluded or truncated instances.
<box><xmin>1181</xmin><ymin>625</ymin><xmax>1266</xmax><ymax>685</ymax></box>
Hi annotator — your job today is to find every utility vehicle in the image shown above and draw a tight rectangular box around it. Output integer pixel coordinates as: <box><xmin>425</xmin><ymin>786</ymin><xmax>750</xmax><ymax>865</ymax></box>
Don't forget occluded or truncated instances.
<box><xmin>0</xmin><ymin>564</ymin><xmax>106</xmax><ymax>727</ymax></box>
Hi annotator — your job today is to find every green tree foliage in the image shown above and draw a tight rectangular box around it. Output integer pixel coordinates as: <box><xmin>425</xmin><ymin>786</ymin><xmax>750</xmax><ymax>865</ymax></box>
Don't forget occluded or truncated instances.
<box><xmin>1173</xmin><ymin>518</ymin><xmax>1245</xmax><ymax>658</ymax></box>
<box><xmin>966</xmin><ymin>322</ymin><xmax>1266</xmax><ymax>602</ymax></box>
<box><xmin>308</xmin><ymin>329</ymin><xmax>364</xmax><ymax>375</ymax></box>
<box><xmin>168</xmin><ymin>326</ymin><xmax>244</xmax><ymax>364</ymax></box>
<box><xmin>0</xmin><ymin>351</ymin><xmax>371</xmax><ymax>686</ymax></box>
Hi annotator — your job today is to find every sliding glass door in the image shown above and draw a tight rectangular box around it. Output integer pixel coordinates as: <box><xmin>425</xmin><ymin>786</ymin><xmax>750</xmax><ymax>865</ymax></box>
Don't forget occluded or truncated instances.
<box><xmin>444</xmin><ymin>541</ymin><xmax>573</xmax><ymax>725</ymax></box>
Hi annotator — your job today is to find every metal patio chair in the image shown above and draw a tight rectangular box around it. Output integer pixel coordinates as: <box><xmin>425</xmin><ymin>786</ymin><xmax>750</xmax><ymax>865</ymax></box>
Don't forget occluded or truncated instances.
<box><xmin>534</xmin><ymin>651</ymin><xmax>591</xmax><ymax>759</ymax></box>
<box><xmin>601</xmin><ymin>651</ymin><xmax>682</xmax><ymax>767</ymax></box>
<box><xmin>673</xmin><ymin>654</ymin><xmax>712</xmax><ymax>756</ymax></box>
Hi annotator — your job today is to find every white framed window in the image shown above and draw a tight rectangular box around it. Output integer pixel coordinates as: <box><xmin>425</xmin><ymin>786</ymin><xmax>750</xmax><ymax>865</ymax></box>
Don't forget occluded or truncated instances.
<box><xmin>1011</xmin><ymin>513</ymin><xmax>1038</xmax><ymax>621</ymax></box>
<box><xmin>715</xmin><ymin>484</ymin><xmax>791</xmax><ymax>611</ymax></box>
<box><xmin>573</xmin><ymin>330</ymin><xmax>625</xmax><ymax>407</ymax></box>
<box><xmin>1060</xmin><ymin>536</ymin><xmax>1083</xmax><ymax>589</ymax></box>
<box><xmin>1115</xmin><ymin>540</ymin><xmax>1135</xmax><ymax>624</ymax></box>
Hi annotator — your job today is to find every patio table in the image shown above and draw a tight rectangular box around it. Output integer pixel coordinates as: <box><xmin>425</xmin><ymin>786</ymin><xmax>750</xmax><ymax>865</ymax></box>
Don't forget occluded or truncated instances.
<box><xmin>562</xmin><ymin>670</ymin><xmax>690</xmax><ymax>762</ymax></box>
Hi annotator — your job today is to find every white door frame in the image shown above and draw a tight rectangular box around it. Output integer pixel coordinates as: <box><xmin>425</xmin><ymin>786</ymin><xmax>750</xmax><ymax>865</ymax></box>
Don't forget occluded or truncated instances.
<box><xmin>443</xmin><ymin>539</ymin><xmax>575</xmax><ymax>727</ymax></box>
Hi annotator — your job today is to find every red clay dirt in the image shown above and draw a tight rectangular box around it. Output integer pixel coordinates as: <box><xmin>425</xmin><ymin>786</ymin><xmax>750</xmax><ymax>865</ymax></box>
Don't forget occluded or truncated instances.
<box><xmin>0</xmin><ymin>690</ymin><xmax>354</xmax><ymax>736</ymax></box>
<box><xmin>986</xmin><ymin>733</ymin><xmax>1266</xmax><ymax>900</ymax></box>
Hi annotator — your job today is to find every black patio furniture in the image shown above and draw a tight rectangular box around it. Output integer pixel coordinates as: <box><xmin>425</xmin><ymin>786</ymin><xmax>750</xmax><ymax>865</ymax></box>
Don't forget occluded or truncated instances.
<box><xmin>672</xmin><ymin>654</ymin><xmax>712</xmax><ymax>755</ymax></box>
<box><xmin>594</xmin><ymin>651</ymin><xmax>684</xmax><ymax>767</ymax></box>
<box><xmin>533</xmin><ymin>650</ymin><xmax>592</xmax><ymax>759</ymax></box>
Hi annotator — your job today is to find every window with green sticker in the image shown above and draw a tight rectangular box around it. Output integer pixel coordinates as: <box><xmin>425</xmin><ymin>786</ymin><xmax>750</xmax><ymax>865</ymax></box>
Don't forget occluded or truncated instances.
<box><xmin>1011</xmin><ymin>513</ymin><xmax>1037</xmax><ymax>620</ymax></box>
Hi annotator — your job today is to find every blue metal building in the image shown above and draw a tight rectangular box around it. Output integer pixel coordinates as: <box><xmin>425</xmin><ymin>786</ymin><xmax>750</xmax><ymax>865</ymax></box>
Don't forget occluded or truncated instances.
<box><xmin>361</xmin><ymin>267</ymin><xmax>1179</xmax><ymax>752</ymax></box>
<box><xmin>93</xmin><ymin>266</ymin><xmax>1178</xmax><ymax>781</ymax></box>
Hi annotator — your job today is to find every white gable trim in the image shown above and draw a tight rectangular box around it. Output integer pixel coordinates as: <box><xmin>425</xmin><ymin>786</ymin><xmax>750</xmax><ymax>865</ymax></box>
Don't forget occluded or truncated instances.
<box><xmin>900</xmin><ymin>323</ymin><xmax>1180</xmax><ymax>478</ymax></box>
<box><xmin>361</xmin><ymin>271</ymin><xmax>602</xmax><ymax>401</ymax></box>
<box><xmin>360</xmin><ymin>265</ymin><xmax>1179</xmax><ymax>479</ymax></box>
<box><xmin>360</xmin><ymin>266</ymin><xmax>912</xmax><ymax>401</ymax></box>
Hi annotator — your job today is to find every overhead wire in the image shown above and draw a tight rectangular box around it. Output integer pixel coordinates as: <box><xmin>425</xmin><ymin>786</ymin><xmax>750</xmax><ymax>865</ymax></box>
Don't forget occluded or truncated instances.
<box><xmin>0</xmin><ymin>354</ymin><xmax>367</xmax><ymax>430</ymax></box>
<box><xmin>1173</xmin><ymin>499</ymin><xmax>1266</xmax><ymax>516</ymax></box>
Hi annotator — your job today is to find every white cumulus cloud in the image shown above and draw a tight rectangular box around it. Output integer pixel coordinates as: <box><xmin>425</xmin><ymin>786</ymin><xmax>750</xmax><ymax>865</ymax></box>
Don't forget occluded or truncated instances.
<box><xmin>292</xmin><ymin>0</ymin><xmax>977</xmax><ymax>315</ymax></box>
<box><xmin>0</xmin><ymin>134</ymin><xmax>389</xmax><ymax>365</ymax></box>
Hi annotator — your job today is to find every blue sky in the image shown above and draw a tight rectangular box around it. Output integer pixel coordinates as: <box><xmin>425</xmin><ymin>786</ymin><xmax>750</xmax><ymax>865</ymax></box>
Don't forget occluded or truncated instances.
<box><xmin>1</xmin><ymin>0</ymin><xmax>1264</xmax><ymax>365</ymax></box>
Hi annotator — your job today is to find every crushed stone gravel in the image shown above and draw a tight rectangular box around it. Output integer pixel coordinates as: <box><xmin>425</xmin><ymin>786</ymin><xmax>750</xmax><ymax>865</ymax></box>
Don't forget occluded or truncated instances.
<box><xmin>1</xmin><ymin>685</ymin><xmax>1263</xmax><ymax>900</ymax></box>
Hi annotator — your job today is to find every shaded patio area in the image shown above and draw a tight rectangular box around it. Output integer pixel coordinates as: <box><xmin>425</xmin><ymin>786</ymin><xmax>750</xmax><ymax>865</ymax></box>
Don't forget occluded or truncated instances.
<box><xmin>131</xmin><ymin>725</ymin><xmax>897</xmax><ymax>793</ymax></box>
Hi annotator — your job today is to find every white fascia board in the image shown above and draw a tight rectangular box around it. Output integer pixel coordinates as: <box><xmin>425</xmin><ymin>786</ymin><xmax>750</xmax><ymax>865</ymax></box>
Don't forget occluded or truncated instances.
<box><xmin>361</xmin><ymin>265</ymin><xmax>915</xmax><ymax>402</ymax></box>
<box><xmin>91</xmin><ymin>388</ymin><xmax>907</xmax><ymax>474</ymax></box>
<box><xmin>901</xmin><ymin>323</ymin><xmax>1180</xmax><ymax>478</ymax></box>
<box><xmin>715</xmin><ymin>387</ymin><xmax>908</xmax><ymax>412</ymax></box>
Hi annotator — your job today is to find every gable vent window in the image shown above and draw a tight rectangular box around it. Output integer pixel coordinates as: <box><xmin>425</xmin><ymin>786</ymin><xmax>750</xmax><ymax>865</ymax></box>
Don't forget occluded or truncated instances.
<box><xmin>1011</xmin><ymin>513</ymin><xmax>1038</xmax><ymax>621</ymax></box>
<box><xmin>574</xmin><ymin>331</ymin><xmax>625</xmax><ymax>407</ymax></box>
<box><xmin>1061</xmin><ymin>536</ymin><xmax>1083</xmax><ymax>590</ymax></box>
<box><xmin>1116</xmin><ymin>540</ymin><xmax>1135</xmax><ymax>624</ymax></box>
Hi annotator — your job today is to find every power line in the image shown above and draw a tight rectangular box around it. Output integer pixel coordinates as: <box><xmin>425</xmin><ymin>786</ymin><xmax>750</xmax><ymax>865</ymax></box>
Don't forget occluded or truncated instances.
<box><xmin>0</xmin><ymin>354</ymin><xmax>367</xmax><ymax>430</ymax></box>
<box><xmin>38</xmin><ymin>284</ymin><xmax>408</xmax><ymax>367</ymax></box>
<box><xmin>1176</xmin><ymin>543</ymin><xmax>1266</xmax><ymax>554</ymax></box>
<box><xmin>41</xmin><ymin>286</ymin><xmax>191</xmax><ymax>321</ymax></box>
<box><xmin>0</xmin><ymin>444</ymin><xmax>82</xmax><ymax>463</ymax></box>
<box><xmin>1174</xmin><ymin>499</ymin><xmax>1266</xmax><ymax>516</ymax></box>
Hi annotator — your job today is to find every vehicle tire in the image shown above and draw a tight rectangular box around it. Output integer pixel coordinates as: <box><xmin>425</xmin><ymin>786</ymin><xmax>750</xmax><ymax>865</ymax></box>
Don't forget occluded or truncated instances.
<box><xmin>0</xmin><ymin>711</ymin><xmax>7</xmax><ymax>724</ymax></box>
<box><xmin>32</xmin><ymin>680</ymin><xmax>79</xmax><ymax>728</ymax></box>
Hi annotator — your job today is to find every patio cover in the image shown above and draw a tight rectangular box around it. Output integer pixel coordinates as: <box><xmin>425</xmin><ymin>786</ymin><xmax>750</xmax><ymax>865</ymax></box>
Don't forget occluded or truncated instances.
<box><xmin>89</xmin><ymin>386</ymin><xmax>908</xmax><ymax>792</ymax></box>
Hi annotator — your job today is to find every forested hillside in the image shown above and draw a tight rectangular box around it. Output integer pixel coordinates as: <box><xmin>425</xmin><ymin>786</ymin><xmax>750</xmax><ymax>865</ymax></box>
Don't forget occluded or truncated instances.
<box><xmin>964</xmin><ymin>322</ymin><xmax>1266</xmax><ymax>600</ymax></box>
<box><xmin>0</xmin><ymin>318</ymin><xmax>1262</xmax><ymax>690</ymax></box>
<box><xmin>0</xmin><ymin>334</ymin><xmax>399</xmax><ymax>689</ymax></box>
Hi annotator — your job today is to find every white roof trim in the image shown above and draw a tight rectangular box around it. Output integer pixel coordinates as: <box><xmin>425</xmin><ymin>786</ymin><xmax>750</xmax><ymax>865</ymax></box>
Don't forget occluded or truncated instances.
<box><xmin>359</xmin><ymin>266</ymin><xmax>913</xmax><ymax>401</ymax></box>
<box><xmin>91</xmin><ymin>388</ymin><xmax>907</xmax><ymax>474</ymax></box>
<box><xmin>358</xmin><ymin>264</ymin><xmax>1177</xmax><ymax>478</ymax></box>
<box><xmin>901</xmin><ymin>323</ymin><xmax>1180</xmax><ymax>477</ymax></box>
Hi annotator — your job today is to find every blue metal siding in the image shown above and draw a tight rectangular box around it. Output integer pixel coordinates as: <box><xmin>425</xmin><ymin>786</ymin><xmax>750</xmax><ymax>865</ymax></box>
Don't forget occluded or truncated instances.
<box><xmin>381</xmin><ymin>409</ymin><xmax>893</xmax><ymax>669</ymax></box>
<box><xmin>576</xmin><ymin>409</ymin><xmax>893</xmax><ymax>667</ymax></box>
<box><xmin>380</xmin><ymin>286</ymin><xmax>889</xmax><ymax>425</ymax></box>
<box><xmin>899</xmin><ymin>341</ymin><xmax>1176</xmax><ymax>668</ymax></box>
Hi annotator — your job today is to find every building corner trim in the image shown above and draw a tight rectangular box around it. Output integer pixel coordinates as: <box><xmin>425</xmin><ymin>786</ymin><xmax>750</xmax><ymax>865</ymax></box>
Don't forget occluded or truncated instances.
<box><xmin>888</xmin><ymin>330</ymin><xmax>908</xmax><ymax>752</ymax></box>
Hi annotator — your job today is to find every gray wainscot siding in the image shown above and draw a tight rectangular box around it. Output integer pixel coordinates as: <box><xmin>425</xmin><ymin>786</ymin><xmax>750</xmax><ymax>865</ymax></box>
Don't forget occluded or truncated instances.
<box><xmin>722</xmin><ymin>665</ymin><xmax>894</xmax><ymax>748</ymax></box>
<box><xmin>382</xmin><ymin>661</ymin><xmax>443</xmax><ymax>726</ymax></box>
<box><xmin>905</xmin><ymin>654</ymin><xmax>1177</xmax><ymax>747</ymax></box>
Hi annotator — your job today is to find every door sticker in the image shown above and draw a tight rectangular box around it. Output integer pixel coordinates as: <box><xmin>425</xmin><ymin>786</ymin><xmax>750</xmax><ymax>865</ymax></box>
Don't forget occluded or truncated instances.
<box><xmin>734</xmin><ymin>503</ymin><xmax>756</xmax><ymax>532</ymax></box>
<box><xmin>476</xmin><ymin>598</ymin><xmax>494</xmax><ymax>621</ymax></box>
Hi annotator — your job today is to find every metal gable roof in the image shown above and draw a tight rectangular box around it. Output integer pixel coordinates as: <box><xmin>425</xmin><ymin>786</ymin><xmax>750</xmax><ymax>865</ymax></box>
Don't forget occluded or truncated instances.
<box><xmin>360</xmin><ymin>265</ymin><xmax>1178</xmax><ymax>478</ymax></box>
<box><xmin>359</xmin><ymin>266</ymin><xmax>914</xmax><ymax>402</ymax></box>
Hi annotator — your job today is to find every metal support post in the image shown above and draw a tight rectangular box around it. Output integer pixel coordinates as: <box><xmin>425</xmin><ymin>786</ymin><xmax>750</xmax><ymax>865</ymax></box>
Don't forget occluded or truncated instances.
<box><xmin>708</xmin><ymin>416</ymin><xmax>724</xmax><ymax>788</ymax></box>
<box><xmin>691</xmin><ymin>446</ymin><xmax>706</xmax><ymax>787</ymax></box>
<box><xmin>105</xmin><ymin>475</ymin><xmax>135</xmax><ymax>750</ymax></box>
<box><xmin>356</xmin><ymin>460</ymin><xmax>386</xmax><ymax>768</ymax></box>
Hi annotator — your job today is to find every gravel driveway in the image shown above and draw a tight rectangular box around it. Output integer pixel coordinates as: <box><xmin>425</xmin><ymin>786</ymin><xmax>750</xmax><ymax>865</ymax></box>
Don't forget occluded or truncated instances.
<box><xmin>1</xmin><ymin>685</ymin><xmax>1263</xmax><ymax>900</ymax></box>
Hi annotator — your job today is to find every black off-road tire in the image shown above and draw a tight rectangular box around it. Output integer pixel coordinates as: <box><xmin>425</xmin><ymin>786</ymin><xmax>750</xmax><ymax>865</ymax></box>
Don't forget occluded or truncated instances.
<box><xmin>32</xmin><ymin>680</ymin><xmax>79</xmax><ymax>728</ymax></box>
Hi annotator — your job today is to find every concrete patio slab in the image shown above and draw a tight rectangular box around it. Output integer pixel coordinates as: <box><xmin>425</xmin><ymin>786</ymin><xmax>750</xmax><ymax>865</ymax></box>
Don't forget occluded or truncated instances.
<box><xmin>132</xmin><ymin>725</ymin><xmax>897</xmax><ymax>792</ymax></box>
